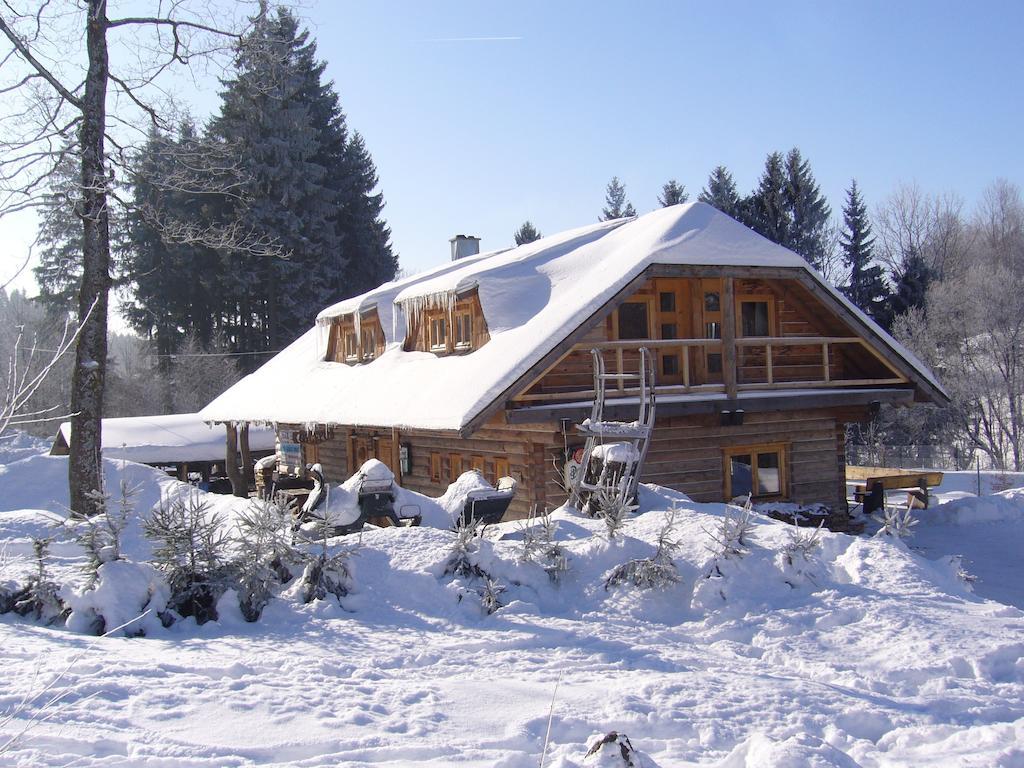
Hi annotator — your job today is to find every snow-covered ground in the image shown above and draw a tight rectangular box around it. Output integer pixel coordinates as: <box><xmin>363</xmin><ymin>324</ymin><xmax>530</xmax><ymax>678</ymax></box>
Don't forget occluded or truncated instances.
<box><xmin>1</xmin><ymin>451</ymin><xmax>1023</xmax><ymax>767</ymax></box>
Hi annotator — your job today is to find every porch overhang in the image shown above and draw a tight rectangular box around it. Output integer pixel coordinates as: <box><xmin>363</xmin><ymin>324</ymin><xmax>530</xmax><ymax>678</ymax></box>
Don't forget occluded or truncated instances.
<box><xmin>504</xmin><ymin>386</ymin><xmax>915</xmax><ymax>424</ymax></box>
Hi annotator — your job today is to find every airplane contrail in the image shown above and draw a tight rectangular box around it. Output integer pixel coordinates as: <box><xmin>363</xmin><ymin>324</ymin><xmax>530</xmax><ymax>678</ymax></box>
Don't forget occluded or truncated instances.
<box><xmin>425</xmin><ymin>36</ymin><xmax>523</xmax><ymax>43</ymax></box>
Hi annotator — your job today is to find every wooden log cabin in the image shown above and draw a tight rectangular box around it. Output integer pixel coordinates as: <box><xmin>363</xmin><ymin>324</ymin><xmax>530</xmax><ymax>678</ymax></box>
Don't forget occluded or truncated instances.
<box><xmin>200</xmin><ymin>203</ymin><xmax>947</xmax><ymax>521</ymax></box>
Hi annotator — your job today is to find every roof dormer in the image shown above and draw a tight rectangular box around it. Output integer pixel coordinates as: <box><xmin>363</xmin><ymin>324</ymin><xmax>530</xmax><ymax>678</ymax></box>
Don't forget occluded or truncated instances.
<box><xmin>324</xmin><ymin>308</ymin><xmax>385</xmax><ymax>365</ymax></box>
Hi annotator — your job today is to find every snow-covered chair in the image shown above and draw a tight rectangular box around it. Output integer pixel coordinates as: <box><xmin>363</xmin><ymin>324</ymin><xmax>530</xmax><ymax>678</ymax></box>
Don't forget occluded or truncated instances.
<box><xmin>458</xmin><ymin>476</ymin><xmax>517</xmax><ymax>528</ymax></box>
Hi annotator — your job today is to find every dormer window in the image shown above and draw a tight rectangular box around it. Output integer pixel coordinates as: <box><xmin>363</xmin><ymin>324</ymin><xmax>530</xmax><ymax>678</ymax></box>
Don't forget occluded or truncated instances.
<box><xmin>343</xmin><ymin>329</ymin><xmax>359</xmax><ymax>362</ymax></box>
<box><xmin>428</xmin><ymin>313</ymin><xmax>448</xmax><ymax>352</ymax></box>
<box><xmin>403</xmin><ymin>289</ymin><xmax>489</xmax><ymax>355</ymax></box>
<box><xmin>453</xmin><ymin>308</ymin><xmax>473</xmax><ymax>350</ymax></box>
<box><xmin>326</xmin><ymin>309</ymin><xmax>385</xmax><ymax>365</ymax></box>
<box><xmin>361</xmin><ymin>326</ymin><xmax>377</xmax><ymax>360</ymax></box>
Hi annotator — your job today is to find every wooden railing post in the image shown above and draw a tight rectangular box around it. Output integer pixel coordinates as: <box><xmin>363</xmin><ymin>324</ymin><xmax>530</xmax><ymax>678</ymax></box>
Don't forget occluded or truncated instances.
<box><xmin>682</xmin><ymin>342</ymin><xmax>690</xmax><ymax>389</ymax></box>
<box><xmin>722</xmin><ymin>278</ymin><xmax>737</xmax><ymax>399</ymax></box>
<box><xmin>766</xmin><ymin>343</ymin><xmax>773</xmax><ymax>384</ymax></box>
<box><xmin>615</xmin><ymin>348</ymin><xmax>624</xmax><ymax>392</ymax></box>
<box><xmin>822</xmin><ymin>342</ymin><xmax>830</xmax><ymax>383</ymax></box>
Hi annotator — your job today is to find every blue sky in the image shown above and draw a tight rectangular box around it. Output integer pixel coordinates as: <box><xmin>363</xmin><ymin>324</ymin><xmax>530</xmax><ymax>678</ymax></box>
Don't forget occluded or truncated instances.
<box><xmin>3</xmin><ymin>1</ymin><xmax>1022</xmax><ymax>295</ymax></box>
<box><xmin>301</xmin><ymin>1</ymin><xmax>1022</xmax><ymax>274</ymax></box>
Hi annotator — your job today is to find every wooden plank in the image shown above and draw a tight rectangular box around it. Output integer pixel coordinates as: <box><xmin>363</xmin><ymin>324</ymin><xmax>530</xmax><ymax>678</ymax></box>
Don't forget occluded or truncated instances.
<box><xmin>847</xmin><ymin>466</ymin><xmax>944</xmax><ymax>487</ymax></box>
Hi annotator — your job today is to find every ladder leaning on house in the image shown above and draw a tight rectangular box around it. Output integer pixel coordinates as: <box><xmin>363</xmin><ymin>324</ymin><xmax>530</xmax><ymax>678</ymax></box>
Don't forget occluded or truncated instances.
<box><xmin>568</xmin><ymin>347</ymin><xmax>657</xmax><ymax>514</ymax></box>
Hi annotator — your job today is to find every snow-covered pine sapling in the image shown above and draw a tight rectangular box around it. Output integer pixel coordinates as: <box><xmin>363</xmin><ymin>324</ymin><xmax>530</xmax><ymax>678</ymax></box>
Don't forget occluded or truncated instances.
<box><xmin>67</xmin><ymin>481</ymin><xmax>137</xmax><ymax>586</ymax></box>
<box><xmin>780</xmin><ymin>522</ymin><xmax>823</xmax><ymax>589</ymax></box>
<box><xmin>12</xmin><ymin>538</ymin><xmax>67</xmax><ymax>625</ymax></box>
<box><xmin>144</xmin><ymin>494</ymin><xmax>228</xmax><ymax>624</ymax></box>
<box><xmin>876</xmin><ymin>504</ymin><xmax>918</xmax><ymax>539</ymax></box>
<box><xmin>946</xmin><ymin>554</ymin><xmax>976</xmax><ymax>589</ymax></box>
<box><xmin>594</xmin><ymin>479</ymin><xmax>638</xmax><ymax>541</ymax></box>
<box><xmin>233</xmin><ymin>497</ymin><xmax>297</xmax><ymax>621</ymax></box>
<box><xmin>518</xmin><ymin>506</ymin><xmax>568</xmax><ymax>583</ymax></box>
<box><xmin>299</xmin><ymin>498</ymin><xmax>355</xmax><ymax>605</ymax></box>
<box><xmin>299</xmin><ymin>549</ymin><xmax>353</xmax><ymax>604</ymax></box>
<box><xmin>604</xmin><ymin>509</ymin><xmax>682</xmax><ymax>591</ymax></box>
<box><xmin>444</xmin><ymin>516</ymin><xmax>487</xmax><ymax>579</ymax></box>
<box><xmin>782</xmin><ymin>522</ymin><xmax>823</xmax><ymax>565</ymax></box>
<box><xmin>584</xmin><ymin>731</ymin><xmax>644</xmax><ymax>767</ymax></box>
<box><xmin>478</xmin><ymin>576</ymin><xmax>505</xmax><ymax>615</ymax></box>
<box><xmin>704</xmin><ymin>495</ymin><xmax>756</xmax><ymax>559</ymax></box>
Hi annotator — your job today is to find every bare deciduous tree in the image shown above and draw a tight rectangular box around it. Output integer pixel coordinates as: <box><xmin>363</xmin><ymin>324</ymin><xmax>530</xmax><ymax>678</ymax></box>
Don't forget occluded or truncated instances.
<box><xmin>893</xmin><ymin>181</ymin><xmax>1024</xmax><ymax>471</ymax></box>
<box><xmin>0</xmin><ymin>1</ymin><xmax>266</xmax><ymax>513</ymax></box>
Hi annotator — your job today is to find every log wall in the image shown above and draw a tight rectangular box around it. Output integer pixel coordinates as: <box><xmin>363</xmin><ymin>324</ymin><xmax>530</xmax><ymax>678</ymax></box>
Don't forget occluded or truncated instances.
<box><xmin>279</xmin><ymin>406</ymin><xmax>868</xmax><ymax>519</ymax></box>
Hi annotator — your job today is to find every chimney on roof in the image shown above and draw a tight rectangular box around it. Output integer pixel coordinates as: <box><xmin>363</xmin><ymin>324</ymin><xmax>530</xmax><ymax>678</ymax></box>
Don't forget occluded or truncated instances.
<box><xmin>450</xmin><ymin>234</ymin><xmax>481</xmax><ymax>261</ymax></box>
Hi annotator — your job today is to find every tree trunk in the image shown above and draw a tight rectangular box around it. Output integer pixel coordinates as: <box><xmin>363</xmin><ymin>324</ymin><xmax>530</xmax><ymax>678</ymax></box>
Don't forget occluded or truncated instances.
<box><xmin>224</xmin><ymin>422</ymin><xmax>246</xmax><ymax>497</ymax></box>
<box><xmin>240</xmin><ymin>423</ymin><xmax>254</xmax><ymax>487</ymax></box>
<box><xmin>69</xmin><ymin>1</ymin><xmax>110</xmax><ymax>516</ymax></box>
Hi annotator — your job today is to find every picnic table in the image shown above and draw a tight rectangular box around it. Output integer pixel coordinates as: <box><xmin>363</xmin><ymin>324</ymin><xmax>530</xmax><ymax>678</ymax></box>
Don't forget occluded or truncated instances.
<box><xmin>847</xmin><ymin>466</ymin><xmax>944</xmax><ymax>515</ymax></box>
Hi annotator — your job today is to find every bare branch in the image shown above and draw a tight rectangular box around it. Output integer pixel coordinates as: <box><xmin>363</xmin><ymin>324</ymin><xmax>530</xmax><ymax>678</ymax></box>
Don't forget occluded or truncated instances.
<box><xmin>0</xmin><ymin>12</ymin><xmax>82</xmax><ymax>108</ymax></box>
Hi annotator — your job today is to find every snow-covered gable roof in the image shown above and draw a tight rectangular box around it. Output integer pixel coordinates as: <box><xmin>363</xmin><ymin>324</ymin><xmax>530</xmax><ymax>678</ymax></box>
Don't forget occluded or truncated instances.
<box><xmin>55</xmin><ymin>413</ymin><xmax>276</xmax><ymax>464</ymax></box>
<box><xmin>200</xmin><ymin>203</ymin><xmax>945</xmax><ymax>433</ymax></box>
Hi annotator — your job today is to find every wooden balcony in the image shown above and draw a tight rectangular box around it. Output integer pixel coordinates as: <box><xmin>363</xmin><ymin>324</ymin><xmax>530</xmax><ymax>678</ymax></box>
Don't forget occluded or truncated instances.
<box><xmin>513</xmin><ymin>336</ymin><xmax>909</xmax><ymax>404</ymax></box>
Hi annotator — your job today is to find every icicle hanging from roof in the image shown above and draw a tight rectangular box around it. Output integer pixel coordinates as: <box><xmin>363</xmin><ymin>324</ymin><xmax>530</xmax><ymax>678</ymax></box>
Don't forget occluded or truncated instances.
<box><xmin>400</xmin><ymin>290</ymin><xmax>458</xmax><ymax>337</ymax></box>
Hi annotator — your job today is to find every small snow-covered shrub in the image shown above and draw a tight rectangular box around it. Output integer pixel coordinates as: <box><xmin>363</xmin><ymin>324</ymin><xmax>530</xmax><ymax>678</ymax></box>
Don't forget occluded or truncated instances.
<box><xmin>298</xmin><ymin>493</ymin><xmax>356</xmax><ymax>605</ymax></box>
<box><xmin>299</xmin><ymin>549</ymin><xmax>353</xmax><ymax>604</ymax></box>
<box><xmin>584</xmin><ymin>731</ymin><xmax>656</xmax><ymax>767</ymax></box>
<box><xmin>66</xmin><ymin>481</ymin><xmax>137</xmax><ymax>586</ymax></box>
<box><xmin>478</xmin><ymin>576</ymin><xmax>505</xmax><ymax>615</ymax></box>
<box><xmin>518</xmin><ymin>507</ymin><xmax>568</xmax><ymax>582</ymax></box>
<box><xmin>10</xmin><ymin>539</ymin><xmax>67</xmax><ymax>625</ymax></box>
<box><xmin>444</xmin><ymin>517</ymin><xmax>488</xmax><ymax>579</ymax></box>
<box><xmin>233</xmin><ymin>497</ymin><xmax>296</xmax><ymax>620</ymax></box>
<box><xmin>604</xmin><ymin>511</ymin><xmax>682</xmax><ymax>591</ymax></box>
<box><xmin>704</xmin><ymin>496</ymin><xmax>755</xmax><ymax>559</ymax></box>
<box><xmin>144</xmin><ymin>494</ymin><xmax>229</xmax><ymax>624</ymax></box>
<box><xmin>64</xmin><ymin>560</ymin><xmax>169</xmax><ymax>636</ymax></box>
<box><xmin>782</xmin><ymin>522</ymin><xmax>823</xmax><ymax>563</ymax></box>
<box><xmin>593</xmin><ymin>480</ymin><xmax>638</xmax><ymax>540</ymax></box>
<box><xmin>779</xmin><ymin>522</ymin><xmax>823</xmax><ymax>589</ymax></box>
<box><xmin>875</xmin><ymin>504</ymin><xmax>918</xmax><ymax>539</ymax></box>
<box><xmin>944</xmin><ymin>554</ymin><xmax>976</xmax><ymax>590</ymax></box>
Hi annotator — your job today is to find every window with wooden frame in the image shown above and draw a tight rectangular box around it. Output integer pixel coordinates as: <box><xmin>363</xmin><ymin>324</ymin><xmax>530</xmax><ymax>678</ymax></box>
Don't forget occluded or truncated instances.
<box><xmin>448</xmin><ymin>452</ymin><xmax>464</xmax><ymax>482</ymax></box>
<box><xmin>723</xmin><ymin>443</ymin><xmax>787</xmax><ymax>500</ymax></box>
<box><xmin>736</xmin><ymin>295</ymin><xmax>776</xmax><ymax>337</ymax></box>
<box><xmin>453</xmin><ymin>308</ymin><xmax>473</xmax><ymax>350</ymax></box>
<box><xmin>428</xmin><ymin>312</ymin><xmax>448</xmax><ymax>352</ymax></box>
<box><xmin>615</xmin><ymin>299</ymin><xmax>653</xmax><ymax>340</ymax></box>
<box><xmin>429</xmin><ymin>452</ymin><xmax>442</xmax><ymax>483</ymax></box>
<box><xmin>343</xmin><ymin>328</ymin><xmax>359</xmax><ymax>361</ymax></box>
<box><xmin>361</xmin><ymin>325</ymin><xmax>378</xmax><ymax>360</ymax></box>
<box><xmin>494</xmin><ymin>457</ymin><xmax>510</xmax><ymax>481</ymax></box>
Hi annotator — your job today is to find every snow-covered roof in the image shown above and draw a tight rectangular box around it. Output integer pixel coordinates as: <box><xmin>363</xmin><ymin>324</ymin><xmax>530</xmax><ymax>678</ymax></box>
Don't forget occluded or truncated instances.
<box><xmin>200</xmin><ymin>203</ymin><xmax>945</xmax><ymax>432</ymax></box>
<box><xmin>54</xmin><ymin>413</ymin><xmax>276</xmax><ymax>464</ymax></box>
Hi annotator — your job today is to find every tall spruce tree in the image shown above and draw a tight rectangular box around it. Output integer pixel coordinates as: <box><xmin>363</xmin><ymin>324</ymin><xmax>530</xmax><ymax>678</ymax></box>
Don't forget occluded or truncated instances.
<box><xmin>658</xmin><ymin>179</ymin><xmax>689</xmax><ymax>207</ymax></box>
<box><xmin>890</xmin><ymin>247</ymin><xmax>932</xmax><ymax>321</ymax></box>
<box><xmin>514</xmin><ymin>221</ymin><xmax>541</xmax><ymax>245</ymax></box>
<box><xmin>600</xmin><ymin>176</ymin><xmax>636</xmax><ymax>220</ymax></box>
<box><xmin>839</xmin><ymin>180</ymin><xmax>890</xmax><ymax>325</ymax></box>
<box><xmin>33</xmin><ymin>148</ymin><xmax>83</xmax><ymax>318</ymax></box>
<box><xmin>783</xmin><ymin>148</ymin><xmax>831</xmax><ymax>269</ymax></box>
<box><xmin>206</xmin><ymin>8</ymin><xmax>395</xmax><ymax>359</ymax></box>
<box><xmin>745</xmin><ymin>152</ymin><xmax>791</xmax><ymax>245</ymax></box>
<box><xmin>698</xmin><ymin>166</ymin><xmax>742</xmax><ymax>218</ymax></box>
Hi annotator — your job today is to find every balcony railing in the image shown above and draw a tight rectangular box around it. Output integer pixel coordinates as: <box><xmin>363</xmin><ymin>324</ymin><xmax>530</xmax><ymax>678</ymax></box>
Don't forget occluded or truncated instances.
<box><xmin>513</xmin><ymin>336</ymin><xmax>908</xmax><ymax>403</ymax></box>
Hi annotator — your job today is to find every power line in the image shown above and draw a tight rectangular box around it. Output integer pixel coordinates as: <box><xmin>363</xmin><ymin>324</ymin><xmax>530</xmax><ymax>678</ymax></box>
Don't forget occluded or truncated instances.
<box><xmin>29</xmin><ymin>348</ymin><xmax>283</xmax><ymax>358</ymax></box>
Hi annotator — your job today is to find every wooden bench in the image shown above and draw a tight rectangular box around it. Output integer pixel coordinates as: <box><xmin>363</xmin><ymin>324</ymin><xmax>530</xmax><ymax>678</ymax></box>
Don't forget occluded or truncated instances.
<box><xmin>847</xmin><ymin>466</ymin><xmax>944</xmax><ymax>515</ymax></box>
